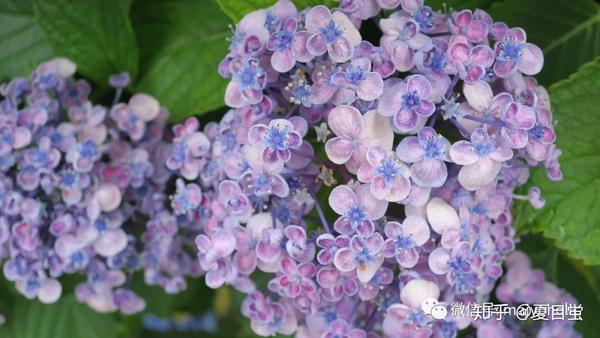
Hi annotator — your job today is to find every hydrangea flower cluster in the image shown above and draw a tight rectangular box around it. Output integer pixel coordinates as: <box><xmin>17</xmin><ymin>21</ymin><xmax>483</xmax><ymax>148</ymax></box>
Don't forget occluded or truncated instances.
<box><xmin>171</xmin><ymin>0</ymin><xmax>567</xmax><ymax>336</ymax></box>
<box><xmin>0</xmin><ymin>58</ymin><xmax>201</xmax><ymax>313</ymax></box>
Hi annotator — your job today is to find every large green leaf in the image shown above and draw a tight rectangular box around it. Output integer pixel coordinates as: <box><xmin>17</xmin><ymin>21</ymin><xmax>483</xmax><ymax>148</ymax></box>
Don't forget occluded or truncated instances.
<box><xmin>32</xmin><ymin>0</ymin><xmax>138</xmax><ymax>84</ymax></box>
<box><xmin>214</xmin><ymin>0</ymin><xmax>336</xmax><ymax>23</ymax></box>
<box><xmin>132</xmin><ymin>0</ymin><xmax>231</xmax><ymax>121</ymax></box>
<box><xmin>12</xmin><ymin>295</ymin><xmax>118</xmax><ymax>338</ymax></box>
<box><xmin>518</xmin><ymin>235</ymin><xmax>600</xmax><ymax>337</ymax></box>
<box><xmin>489</xmin><ymin>0</ymin><xmax>600</xmax><ymax>85</ymax></box>
<box><xmin>514</xmin><ymin>57</ymin><xmax>600</xmax><ymax>264</ymax></box>
<box><xmin>0</xmin><ymin>0</ymin><xmax>53</xmax><ymax>79</ymax></box>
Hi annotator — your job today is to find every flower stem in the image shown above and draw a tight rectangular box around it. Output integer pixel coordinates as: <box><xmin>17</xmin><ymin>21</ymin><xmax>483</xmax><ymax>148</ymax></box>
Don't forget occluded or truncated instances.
<box><xmin>310</xmin><ymin>192</ymin><xmax>331</xmax><ymax>234</ymax></box>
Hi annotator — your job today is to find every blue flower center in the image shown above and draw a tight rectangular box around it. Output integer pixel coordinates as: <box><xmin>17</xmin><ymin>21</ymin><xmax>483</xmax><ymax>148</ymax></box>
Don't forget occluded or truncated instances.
<box><xmin>497</xmin><ymin>41</ymin><xmax>524</xmax><ymax>62</ymax></box>
<box><xmin>274</xmin><ymin>29</ymin><xmax>294</xmax><ymax>52</ymax></box>
<box><xmin>320</xmin><ymin>20</ymin><xmax>342</xmax><ymax>44</ymax></box>
<box><xmin>395</xmin><ymin>235</ymin><xmax>415</xmax><ymax>250</ymax></box>
<box><xmin>233</xmin><ymin>63</ymin><xmax>263</xmax><ymax>91</ymax></box>
<box><xmin>401</xmin><ymin>91</ymin><xmax>421</xmax><ymax>110</ymax></box>
<box><xmin>473</xmin><ymin>140</ymin><xmax>494</xmax><ymax>155</ymax></box>
<box><xmin>414</xmin><ymin>6</ymin><xmax>435</xmax><ymax>32</ymax></box>
<box><xmin>354</xmin><ymin>247</ymin><xmax>374</xmax><ymax>264</ymax></box>
<box><xmin>80</xmin><ymin>140</ymin><xmax>97</xmax><ymax>158</ymax></box>
<box><xmin>375</xmin><ymin>156</ymin><xmax>401</xmax><ymax>186</ymax></box>
<box><xmin>408</xmin><ymin>310</ymin><xmax>429</xmax><ymax>327</ymax></box>
<box><xmin>95</xmin><ymin>219</ymin><xmax>107</xmax><ymax>231</ymax></box>
<box><xmin>62</xmin><ymin>172</ymin><xmax>77</xmax><ymax>186</ymax></box>
<box><xmin>528</xmin><ymin>123</ymin><xmax>545</xmax><ymax>141</ymax></box>
<box><xmin>430</xmin><ymin>49</ymin><xmax>447</xmax><ymax>73</ymax></box>
<box><xmin>423</xmin><ymin>140</ymin><xmax>443</xmax><ymax>159</ymax></box>
<box><xmin>346</xmin><ymin>205</ymin><xmax>367</xmax><ymax>227</ymax></box>
<box><xmin>345</xmin><ymin>65</ymin><xmax>366</xmax><ymax>84</ymax></box>
<box><xmin>263</xmin><ymin>126</ymin><xmax>290</xmax><ymax>150</ymax></box>
<box><xmin>449</xmin><ymin>256</ymin><xmax>470</xmax><ymax>273</ymax></box>
<box><xmin>264</xmin><ymin>11</ymin><xmax>279</xmax><ymax>32</ymax></box>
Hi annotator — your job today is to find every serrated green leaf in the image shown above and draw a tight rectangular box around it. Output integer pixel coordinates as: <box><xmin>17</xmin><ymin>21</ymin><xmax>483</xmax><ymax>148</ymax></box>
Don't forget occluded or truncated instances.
<box><xmin>0</xmin><ymin>0</ymin><xmax>53</xmax><ymax>80</ymax></box>
<box><xmin>214</xmin><ymin>0</ymin><xmax>336</xmax><ymax>23</ymax></box>
<box><xmin>132</xmin><ymin>0</ymin><xmax>231</xmax><ymax>121</ymax></box>
<box><xmin>514</xmin><ymin>57</ymin><xmax>600</xmax><ymax>264</ymax></box>
<box><xmin>12</xmin><ymin>295</ymin><xmax>118</xmax><ymax>338</ymax></box>
<box><xmin>518</xmin><ymin>235</ymin><xmax>600</xmax><ymax>337</ymax></box>
<box><xmin>489</xmin><ymin>0</ymin><xmax>600</xmax><ymax>85</ymax></box>
<box><xmin>32</xmin><ymin>0</ymin><xmax>138</xmax><ymax>84</ymax></box>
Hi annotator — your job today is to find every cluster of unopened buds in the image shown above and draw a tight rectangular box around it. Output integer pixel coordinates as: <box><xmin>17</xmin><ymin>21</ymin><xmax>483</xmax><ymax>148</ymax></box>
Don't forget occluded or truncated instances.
<box><xmin>0</xmin><ymin>0</ymin><xmax>578</xmax><ymax>337</ymax></box>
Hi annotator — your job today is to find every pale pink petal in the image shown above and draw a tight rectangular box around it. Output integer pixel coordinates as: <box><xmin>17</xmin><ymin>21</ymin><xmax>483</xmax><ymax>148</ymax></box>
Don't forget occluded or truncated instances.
<box><xmin>463</xmin><ymin>81</ymin><xmax>493</xmax><ymax>112</ymax></box>
<box><xmin>357</xmin><ymin>255</ymin><xmax>384</xmax><ymax>284</ymax></box>
<box><xmin>396</xmin><ymin>136</ymin><xmax>424</xmax><ymax>163</ymax></box>
<box><xmin>334</xmin><ymin>248</ymin><xmax>358</xmax><ymax>272</ymax></box>
<box><xmin>329</xmin><ymin>185</ymin><xmax>357</xmax><ymax>215</ymax></box>
<box><xmin>327</xmin><ymin>105</ymin><xmax>364</xmax><ymax>138</ymax></box>
<box><xmin>519</xmin><ymin>43</ymin><xmax>544</xmax><ymax>75</ymax></box>
<box><xmin>411</xmin><ymin>158</ymin><xmax>447</xmax><ymax>188</ymax></box>
<box><xmin>449</xmin><ymin>140</ymin><xmax>479</xmax><ymax>165</ymax></box>
<box><xmin>305</xmin><ymin>5</ymin><xmax>332</xmax><ymax>32</ymax></box>
<box><xmin>428</xmin><ymin>247</ymin><xmax>451</xmax><ymax>275</ymax></box>
<box><xmin>458</xmin><ymin>157</ymin><xmax>501</xmax><ymax>191</ymax></box>
<box><xmin>325</xmin><ymin>137</ymin><xmax>354</xmax><ymax>164</ymax></box>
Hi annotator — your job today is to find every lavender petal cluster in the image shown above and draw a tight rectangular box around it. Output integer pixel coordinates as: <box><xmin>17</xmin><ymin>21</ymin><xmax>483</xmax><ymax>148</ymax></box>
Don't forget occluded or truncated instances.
<box><xmin>0</xmin><ymin>59</ymin><xmax>200</xmax><ymax>313</ymax></box>
<box><xmin>166</xmin><ymin>0</ymin><xmax>567</xmax><ymax>336</ymax></box>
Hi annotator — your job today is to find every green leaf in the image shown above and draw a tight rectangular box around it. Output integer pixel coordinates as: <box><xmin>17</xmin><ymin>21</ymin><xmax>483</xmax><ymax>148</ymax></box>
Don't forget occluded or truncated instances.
<box><xmin>514</xmin><ymin>57</ymin><xmax>600</xmax><ymax>264</ymax></box>
<box><xmin>132</xmin><ymin>0</ymin><xmax>231</xmax><ymax>121</ymax></box>
<box><xmin>32</xmin><ymin>0</ymin><xmax>138</xmax><ymax>84</ymax></box>
<box><xmin>518</xmin><ymin>235</ymin><xmax>600</xmax><ymax>337</ymax></box>
<box><xmin>214</xmin><ymin>0</ymin><xmax>336</xmax><ymax>23</ymax></box>
<box><xmin>12</xmin><ymin>295</ymin><xmax>118</xmax><ymax>338</ymax></box>
<box><xmin>489</xmin><ymin>0</ymin><xmax>600</xmax><ymax>85</ymax></box>
<box><xmin>0</xmin><ymin>0</ymin><xmax>53</xmax><ymax>79</ymax></box>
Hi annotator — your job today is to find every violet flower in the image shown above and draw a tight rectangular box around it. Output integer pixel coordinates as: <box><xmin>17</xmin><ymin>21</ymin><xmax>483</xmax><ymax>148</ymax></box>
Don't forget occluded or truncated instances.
<box><xmin>382</xmin><ymin>215</ymin><xmax>430</xmax><ymax>268</ymax></box>
<box><xmin>305</xmin><ymin>5</ymin><xmax>361</xmax><ymax>63</ymax></box>
<box><xmin>333</xmin><ymin>232</ymin><xmax>385</xmax><ymax>283</ymax></box>
<box><xmin>328</xmin><ymin>184</ymin><xmax>388</xmax><ymax>235</ymax></box>
<box><xmin>396</xmin><ymin>127</ymin><xmax>451</xmax><ymax>187</ymax></box>
<box><xmin>378</xmin><ymin>75</ymin><xmax>436</xmax><ymax>132</ymax></box>
<box><xmin>357</xmin><ymin>145</ymin><xmax>411</xmax><ymax>202</ymax></box>
<box><xmin>494</xmin><ymin>28</ymin><xmax>544</xmax><ymax>77</ymax></box>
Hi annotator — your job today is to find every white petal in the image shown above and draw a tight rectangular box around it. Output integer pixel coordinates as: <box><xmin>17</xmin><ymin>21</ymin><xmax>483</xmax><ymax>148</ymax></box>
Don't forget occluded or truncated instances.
<box><xmin>426</xmin><ymin>197</ymin><xmax>460</xmax><ymax>234</ymax></box>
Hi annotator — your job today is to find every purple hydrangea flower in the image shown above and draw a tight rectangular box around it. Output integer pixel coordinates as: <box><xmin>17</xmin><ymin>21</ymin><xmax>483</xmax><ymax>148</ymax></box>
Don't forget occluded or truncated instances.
<box><xmin>378</xmin><ymin>75</ymin><xmax>436</xmax><ymax>132</ymax></box>
<box><xmin>449</xmin><ymin>127</ymin><xmax>513</xmax><ymax>191</ymax></box>
<box><xmin>494</xmin><ymin>28</ymin><xmax>544</xmax><ymax>77</ymax></box>
<box><xmin>248</xmin><ymin>118</ymin><xmax>303</xmax><ymax>164</ymax></box>
<box><xmin>331</xmin><ymin>58</ymin><xmax>384</xmax><ymax>102</ymax></box>
<box><xmin>357</xmin><ymin>145</ymin><xmax>411</xmax><ymax>201</ymax></box>
<box><xmin>305</xmin><ymin>5</ymin><xmax>361</xmax><ymax>63</ymax></box>
<box><xmin>316</xmin><ymin>233</ymin><xmax>350</xmax><ymax>265</ymax></box>
<box><xmin>333</xmin><ymin>232</ymin><xmax>385</xmax><ymax>283</ymax></box>
<box><xmin>166</xmin><ymin>117</ymin><xmax>210</xmax><ymax>180</ymax></box>
<box><xmin>448</xmin><ymin>41</ymin><xmax>494</xmax><ymax>84</ymax></box>
<box><xmin>225</xmin><ymin>58</ymin><xmax>267</xmax><ymax>108</ymax></box>
<box><xmin>396</xmin><ymin>127</ymin><xmax>451</xmax><ymax>187</ymax></box>
<box><xmin>380</xmin><ymin>16</ymin><xmax>431</xmax><ymax>71</ymax></box>
<box><xmin>267</xmin><ymin>17</ymin><xmax>312</xmax><ymax>72</ymax></box>
<box><xmin>324</xmin><ymin>106</ymin><xmax>394</xmax><ymax>173</ymax></box>
<box><xmin>320</xmin><ymin>319</ymin><xmax>366</xmax><ymax>338</ymax></box>
<box><xmin>328</xmin><ymin>184</ymin><xmax>387</xmax><ymax>235</ymax></box>
<box><xmin>450</xmin><ymin>10</ymin><xmax>488</xmax><ymax>43</ymax></box>
<box><xmin>382</xmin><ymin>215</ymin><xmax>430</xmax><ymax>268</ymax></box>
<box><xmin>316</xmin><ymin>266</ymin><xmax>358</xmax><ymax>302</ymax></box>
